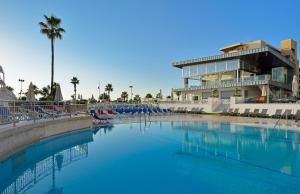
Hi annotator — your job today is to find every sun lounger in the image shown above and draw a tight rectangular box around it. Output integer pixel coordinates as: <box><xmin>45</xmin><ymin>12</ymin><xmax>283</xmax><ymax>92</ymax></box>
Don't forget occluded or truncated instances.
<box><xmin>257</xmin><ymin>109</ymin><xmax>268</xmax><ymax>117</ymax></box>
<box><xmin>281</xmin><ymin>109</ymin><xmax>292</xmax><ymax>119</ymax></box>
<box><xmin>249</xmin><ymin>109</ymin><xmax>260</xmax><ymax>117</ymax></box>
<box><xmin>230</xmin><ymin>108</ymin><xmax>239</xmax><ymax>116</ymax></box>
<box><xmin>292</xmin><ymin>110</ymin><xmax>300</xmax><ymax>121</ymax></box>
<box><xmin>240</xmin><ymin>108</ymin><xmax>250</xmax><ymax>117</ymax></box>
<box><xmin>272</xmin><ymin>109</ymin><xmax>282</xmax><ymax>118</ymax></box>
<box><xmin>221</xmin><ymin>108</ymin><xmax>233</xmax><ymax>116</ymax></box>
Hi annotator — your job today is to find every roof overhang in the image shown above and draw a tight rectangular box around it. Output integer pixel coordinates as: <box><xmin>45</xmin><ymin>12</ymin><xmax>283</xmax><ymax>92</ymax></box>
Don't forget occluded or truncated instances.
<box><xmin>172</xmin><ymin>46</ymin><xmax>296</xmax><ymax>69</ymax></box>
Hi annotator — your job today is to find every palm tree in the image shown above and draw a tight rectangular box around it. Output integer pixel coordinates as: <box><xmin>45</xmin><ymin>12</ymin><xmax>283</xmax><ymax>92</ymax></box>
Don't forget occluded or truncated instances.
<box><xmin>70</xmin><ymin>77</ymin><xmax>80</xmax><ymax>100</ymax></box>
<box><xmin>6</xmin><ymin>86</ymin><xmax>14</xmax><ymax>92</ymax></box>
<box><xmin>99</xmin><ymin>92</ymin><xmax>109</xmax><ymax>101</ymax></box>
<box><xmin>40</xmin><ymin>86</ymin><xmax>50</xmax><ymax>97</ymax></box>
<box><xmin>145</xmin><ymin>93</ymin><xmax>153</xmax><ymax>99</ymax></box>
<box><xmin>89</xmin><ymin>95</ymin><xmax>97</xmax><ymax>104</ymax></box>
<box><xmin>133</xmin><ymin>95</ymin><xmax>141</xmax><ymax>103</ymax></box>
<box><xmin>121</xmin><ymin>91</ymin><xmax>128</xmax><ymax>102</ymax></box>
<box><xmin>39</xmin><ymin>15</ymin><xmax>65</xmax><ymax>99</ymax></box>
<box><xmin>105</xmin><ymin>84</ymin><xmax>113</xmax><ymax>101</ymax></box>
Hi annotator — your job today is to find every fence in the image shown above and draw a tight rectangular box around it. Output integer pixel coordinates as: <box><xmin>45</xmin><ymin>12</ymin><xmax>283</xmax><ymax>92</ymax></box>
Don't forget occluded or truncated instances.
<box><xmin>0</xmin><ymin>100</ymin><xmax>88</xmax><ymax>126</ymax></box>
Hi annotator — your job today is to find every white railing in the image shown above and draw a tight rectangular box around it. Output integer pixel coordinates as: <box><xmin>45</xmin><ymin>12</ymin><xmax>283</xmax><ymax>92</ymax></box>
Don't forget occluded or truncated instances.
<box><xmin>0</xmin><ymin>100</ymin><xmax>88</xmax><ymax>126</ymax></box>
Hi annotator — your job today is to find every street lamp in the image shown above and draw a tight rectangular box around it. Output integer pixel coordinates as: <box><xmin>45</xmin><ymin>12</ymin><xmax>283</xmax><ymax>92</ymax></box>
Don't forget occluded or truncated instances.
<box><xmin>98</xmin><ymin>81</ymin><xmax>101</xmax><ymax>100</ymax></box>
<box><xmin>129</xmin><ymin>85</ymin><xmax>133</xmax><ymax>102</ymax></box>
<box><xmin>18</xmin><ymin>78</ymin><xmax>25</xmax><ymax>99</ymax></box>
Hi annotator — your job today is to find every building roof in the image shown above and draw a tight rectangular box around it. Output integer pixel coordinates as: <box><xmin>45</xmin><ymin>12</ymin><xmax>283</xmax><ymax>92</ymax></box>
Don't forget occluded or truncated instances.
<box><xmin>219</xmin><ymin>43</ymin><xmax>243</xmax><ymax>52</ymax></box>
<box><xmin>172</xmin><ymin>46</ymin><xmax>296</xmax><ymax>69</ymax></box>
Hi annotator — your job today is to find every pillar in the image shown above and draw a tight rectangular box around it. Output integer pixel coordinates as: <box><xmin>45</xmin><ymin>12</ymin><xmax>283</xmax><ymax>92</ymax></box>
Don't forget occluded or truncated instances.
<box><xmin>184</xmin><ymin>78</ymin><xmax>189</xmax><ymax>89</ymax></box>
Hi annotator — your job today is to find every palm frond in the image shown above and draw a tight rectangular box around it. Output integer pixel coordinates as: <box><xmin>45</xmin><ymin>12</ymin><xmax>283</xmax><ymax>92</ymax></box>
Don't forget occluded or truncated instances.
<box><xmin>39</xmin><ymin>22</ymin><xmax>49</xmax><ymax>29</ymax></box>
<box><xmin>55</xmin><ymin>33</ymin><xmax>62</xmax><ymax>40</ymax></box>
<box><xmin>57</xmin><ymin>27</ymin><xmax>65</xmax><ymax>33</ymax></box>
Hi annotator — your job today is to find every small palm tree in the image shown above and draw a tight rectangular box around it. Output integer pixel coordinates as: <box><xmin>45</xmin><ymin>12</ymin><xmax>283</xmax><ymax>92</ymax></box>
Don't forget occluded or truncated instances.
<box><xmin>99</xmin><ymin>93</ymin><xmax>109</xmax><ymax>101</ymax></box>
<box><xmin>145</xmin><ymin>93</ymin><xmax>153</xmax><ymax>99</ymax></box>
<box><xmin>105</xmin><ymin>84</ymin><xmax>113</xmax><ymax>101</ymax></box>
<box><xmin>70</xmin><ymin>77</ymin><xmax>80</xmax><ymax>100</ymax></box>
<box><xmin>133</xmin><ymin>95</ymin><xmax>141</xmax><ymax>103</ymax></box>
<box><xmin>121</xmin><ymin>91</ymin><xmax>128</xmax><ymax>102</ymax></box>
<box><xmin>39</xmin><ymin>15</ymin><xmax>65</xmax><ymax>99</ymax></box>
<box><xmin>6</xmin><ymin>86</ymin><xmax>14</xmax><ymax>92</ymax></box>
<box><xmin>89</xmin><ymin>95</ymin><xmax>97</xmax><ymax>104</ymax></box>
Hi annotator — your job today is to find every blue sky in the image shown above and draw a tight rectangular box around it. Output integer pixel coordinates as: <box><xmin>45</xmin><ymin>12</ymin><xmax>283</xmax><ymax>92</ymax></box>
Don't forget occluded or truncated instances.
<box><xmin>0</xmin><ymin>0</ymin><xmax>299</xmax><ymax>99</ymax></box>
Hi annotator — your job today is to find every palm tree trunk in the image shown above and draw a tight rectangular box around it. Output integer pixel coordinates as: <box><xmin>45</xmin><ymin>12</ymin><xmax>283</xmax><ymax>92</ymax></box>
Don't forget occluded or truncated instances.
<box><xmin>74</xmin><ymin>85</ymin><xmax>77</xmax><ymax>100</ymax></box>
<box><xmin>51</xmin><ymin>37</ymin><xmax>54</xmax><ymax>99</ymax></box>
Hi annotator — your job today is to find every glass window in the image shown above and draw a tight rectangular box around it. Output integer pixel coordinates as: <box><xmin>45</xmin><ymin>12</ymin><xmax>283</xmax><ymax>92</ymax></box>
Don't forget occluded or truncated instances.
<box><xmin>190</xmin><ymin>65</ymin><xmax>198</xmax><ymax>76</ymax></box>
<box><xmin>198</xmin><ymin>64</ymin><xmax>207</xmax><ymax>75</ymax></box>
<box><xmin>182</xmin><ymin>67</ymin><xmax>190</xmax><ymax>78</ymax></box>
<box><xmin>220</xmin><ymin>91</ymin><xmax>234</xmax><ymax>99</ymax></box>
<box><xmin>202</xmin><ymin>92</ymin><xmax>211</xmax><ymax>99</ymax></box>
<box><xmin>182</xmin><ymin>59</ymin><xmax>239</xmax><ymax>78</ymax></box>
<box><xmin>216</xmin><ymin>61</ymin><xmax>226</xmax><ymax>72</ymax></box>
<box><xmin>227</xmin><ymin>60</ymin><xmax>239</xmax><ymax>70</ymax></box>
<box><xmin>272</xmin><ymin>67</ymin><xmax>286</xmax><ymax>83</ymax></box>
<box><xmin>207</xmin><ymin>63</ymin><xmax>216</xmax><ymax>73</ymax></box>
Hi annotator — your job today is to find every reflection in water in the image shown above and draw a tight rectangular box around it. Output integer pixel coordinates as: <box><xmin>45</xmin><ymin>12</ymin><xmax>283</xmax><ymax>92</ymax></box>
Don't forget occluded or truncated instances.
<box><xmin>0</xmin><ymin>126</ymin><xmax>110</xmax><ymax>194</ymax></box>
<box><xmin>173</xmin><ymin>122</ymin><xmax>300</xmax><ymax>177</ymax></box>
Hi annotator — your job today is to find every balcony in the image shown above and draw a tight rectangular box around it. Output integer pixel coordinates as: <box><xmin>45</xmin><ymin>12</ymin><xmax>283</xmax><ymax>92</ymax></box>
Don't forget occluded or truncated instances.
<box><xmin>173</xmin><ymin>74</ymin><xmax>291</xmax><ymax>92</ymax></box>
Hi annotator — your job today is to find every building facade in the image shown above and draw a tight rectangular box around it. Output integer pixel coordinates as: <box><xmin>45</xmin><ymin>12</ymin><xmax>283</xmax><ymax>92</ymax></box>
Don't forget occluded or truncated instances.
<box><xmin>172</xmin><ymin>39</ymin><xmax>299</xmax><ymax>102</ymax></box>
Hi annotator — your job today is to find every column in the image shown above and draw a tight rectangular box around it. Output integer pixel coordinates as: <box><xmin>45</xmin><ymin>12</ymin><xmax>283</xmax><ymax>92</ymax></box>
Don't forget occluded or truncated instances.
<box><xmin>184</xmin><ymin>78</ymin><xmax>189</xmax><ymax>89</ymax></box>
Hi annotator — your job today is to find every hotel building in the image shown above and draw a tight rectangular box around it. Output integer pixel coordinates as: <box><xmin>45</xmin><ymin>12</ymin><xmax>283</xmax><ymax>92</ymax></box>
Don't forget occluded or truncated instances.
<box><xmin>172</xmin><ymin>39</ymin><xmax>298</xmax><ymax>102</ymax></box>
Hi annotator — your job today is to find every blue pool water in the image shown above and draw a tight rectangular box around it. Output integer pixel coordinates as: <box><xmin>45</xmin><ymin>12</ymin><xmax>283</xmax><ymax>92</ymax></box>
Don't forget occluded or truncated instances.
<box><xmin>1</xmin><ymin>121</ymin><xmax>300</xmax><ymax>194</ymax></box>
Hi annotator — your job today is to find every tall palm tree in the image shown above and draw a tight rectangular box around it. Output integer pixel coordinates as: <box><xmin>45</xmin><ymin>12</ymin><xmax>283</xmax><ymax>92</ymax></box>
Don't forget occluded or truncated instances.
<box><xmin>70</xmin><ymin>77</ymin><xmax>80</xmax><ymax>100</ymax></box>
<box><xmin>105</xmin><ymin>84</ymin><xmax>113</xmax><ymax>101</ymax></box>
<box><xmin>39</xmin><ymin>15</ymin><xmax>65</xmax><ymax>99</ymax></box>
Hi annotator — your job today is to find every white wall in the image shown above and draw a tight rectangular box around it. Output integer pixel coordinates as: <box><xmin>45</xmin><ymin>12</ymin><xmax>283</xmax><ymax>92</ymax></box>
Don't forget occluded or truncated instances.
<box><xmin>159</xmin><ymin>97</ymin><xmax>228</xmax><ymax>113</ymax></box>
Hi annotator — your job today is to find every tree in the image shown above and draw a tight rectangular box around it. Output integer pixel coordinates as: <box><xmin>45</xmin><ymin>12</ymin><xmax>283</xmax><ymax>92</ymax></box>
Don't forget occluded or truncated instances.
<box><xmin>133</xmin><ymin>95</ymin><xmax>141</xmax><ymax>103</ymax></box>
<box><xmin>105</xmin><ymin>84</ymin><xmax>113</xmax><ymax>101</ymax></box>
<box><xmin>39</xmin><ymin>82</ymin><xmax>59</xmax><ymax>101</ymax></box>
<box><xmin>145</xmin><ymin>93</ymin><xmax>153</xmax><ymax>99</ymax></box>
<box><xmin>70</xmin><ymin>77</ymin><xmax>79</xmax><ymax>100</ymax></box>
<box><xmin>175</xmin><ymin>91</ymin><xmax>180</xmax><ymax>101</ymax></box>
<box><xmin>121</xmin><ymin>91</ymin><xmax>128</xmax><ymax>102</ymax></box>
<box><xmin>89</xmin><ymin>95</ymin><xmax>97</xmax><ymax>104</ymax></box>
<box><xmin>6</xmin><ymin>86</ymin><xmax>14</xmax><ymax>92</ymax></box>
<box><xmin>39</xmin><ymin>86</ymin><xmax>51</xmax><ymax>99</ymax></box>
<box><xmin>99</xmin><ymin>92</ymin><xmax>109</xmax><ymax>101</ymax></box>
<box><xmin>39</xmin><ymin>15</ymin><xmax>65</xmax><ymax>99</ymax></box>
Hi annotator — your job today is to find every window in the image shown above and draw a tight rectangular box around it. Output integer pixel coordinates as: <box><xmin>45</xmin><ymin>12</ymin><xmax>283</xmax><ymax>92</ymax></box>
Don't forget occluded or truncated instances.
<box><xmin>202</xmin><ymin>92</ymin><xmax>211</xmax><ymax>99</ymax></box>
<box><xmin>221</xmin><ymin>91</ymin><xmax>234</xmax><ymax>99</ymax></box>
<box><xmin>182</xmin><ymin>59</ymin><xmax>239</xmax><ymax>78</ymax></box>
<box><xmin>227</xmin><ymin>60</ymin><xmax>239</xmax><ymax>70</ymax></box>
<box><xmin>207</xmin><ymin>63</ymin><xmax>216</xmax><ymax>73</ymax></box>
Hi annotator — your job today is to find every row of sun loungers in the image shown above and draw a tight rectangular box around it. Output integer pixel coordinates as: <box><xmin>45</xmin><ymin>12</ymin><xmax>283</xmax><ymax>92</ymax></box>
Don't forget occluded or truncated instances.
<box><xmin>173</xmin><ymin>107</ymin><xmax>204</xmax><ymax>114</ymax></box>
<box><xmin>221</xmin><ymin>108</ymin><xmax>300</xmax><ymax>120</ymax></box>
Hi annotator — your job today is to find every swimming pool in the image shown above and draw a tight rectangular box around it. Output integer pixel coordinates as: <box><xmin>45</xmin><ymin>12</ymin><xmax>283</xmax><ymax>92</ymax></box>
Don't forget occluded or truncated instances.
<box><xmin>1</xmin><ymin>121</ymin><xmax>300</xmax><ymax>194</ymax></box>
